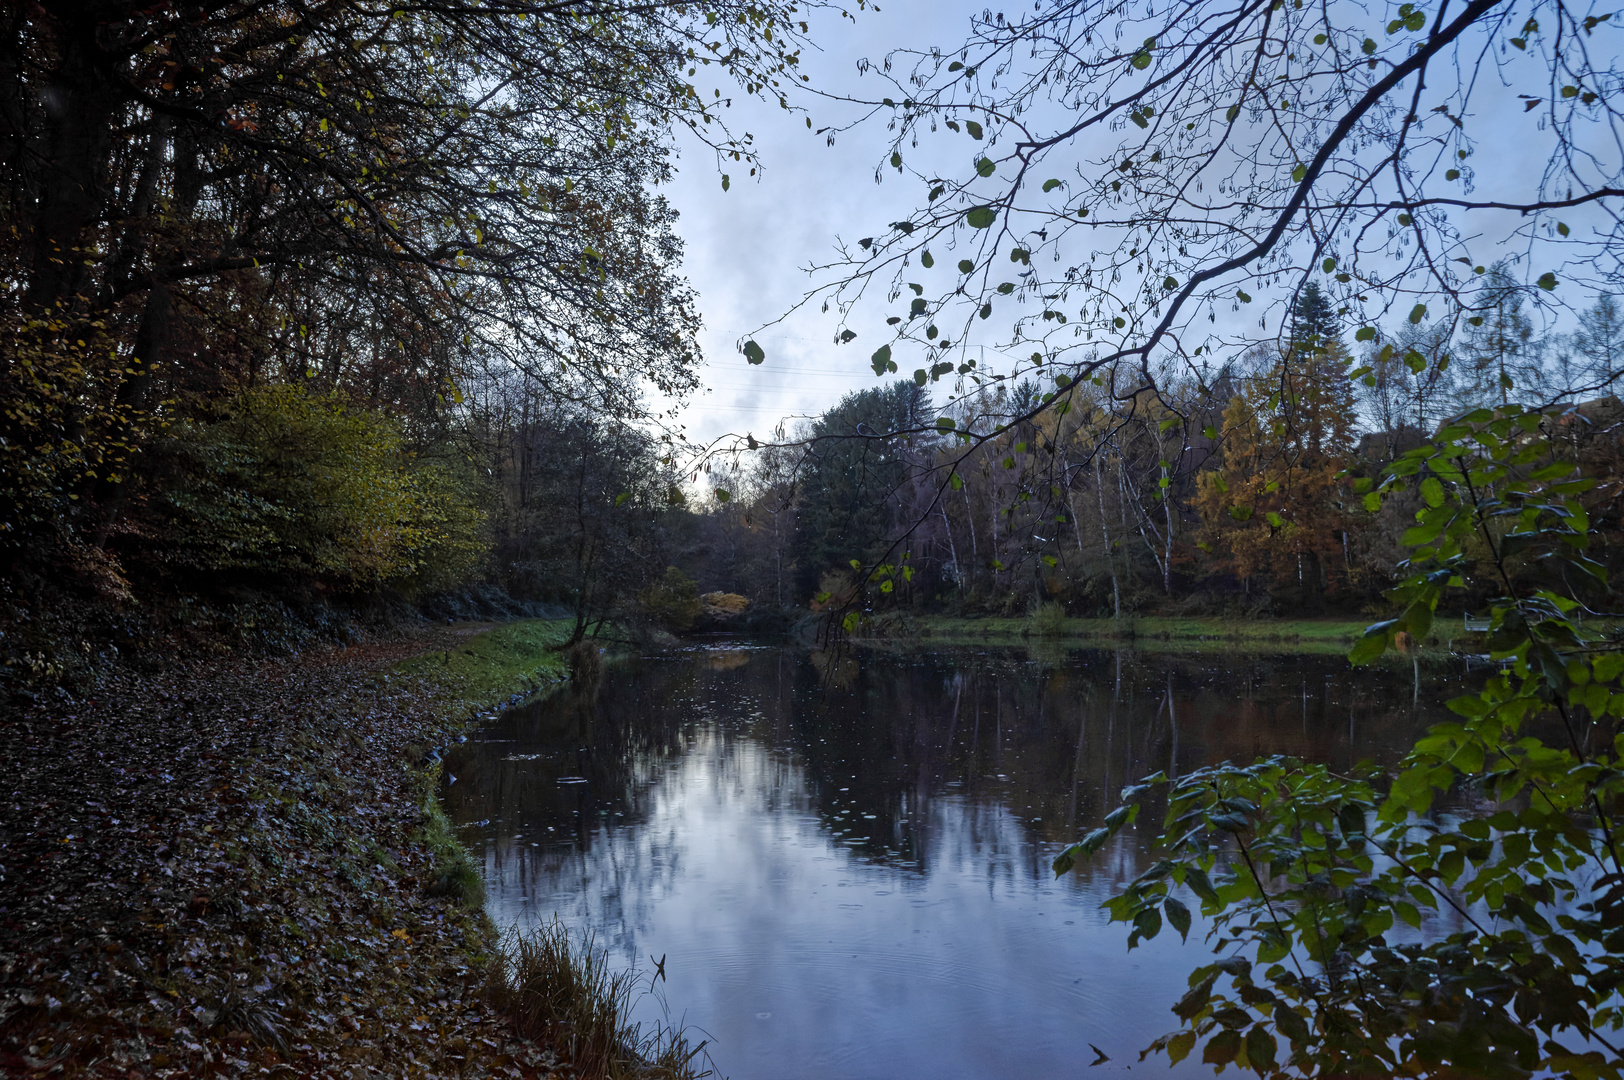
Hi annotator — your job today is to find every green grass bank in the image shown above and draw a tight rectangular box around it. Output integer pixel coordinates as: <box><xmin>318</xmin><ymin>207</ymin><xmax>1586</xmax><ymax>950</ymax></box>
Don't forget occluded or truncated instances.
<box><xmin>904</xmin><ymin>615</ymin><xmax>1383</xmax><ymax>654</ymax></box>
<box><xmin>391</xmin><ymin>616</ymin><xmax>575</xmax><ymax>709</ymax></box>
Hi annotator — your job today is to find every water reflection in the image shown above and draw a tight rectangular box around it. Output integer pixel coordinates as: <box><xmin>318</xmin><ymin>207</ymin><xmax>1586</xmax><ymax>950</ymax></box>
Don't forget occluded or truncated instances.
<box><xmin>442</xmin><ymin>645</ymin><xmax>1452</xmax><ymax>1079</ymax></box>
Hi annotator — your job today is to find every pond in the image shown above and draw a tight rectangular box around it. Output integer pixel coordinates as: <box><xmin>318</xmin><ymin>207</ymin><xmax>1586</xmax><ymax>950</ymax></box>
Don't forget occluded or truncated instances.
<box><xmin>440</xmin><ymin>643</ymin><xmax>1463</xmax><ymax>1079</ymax></box>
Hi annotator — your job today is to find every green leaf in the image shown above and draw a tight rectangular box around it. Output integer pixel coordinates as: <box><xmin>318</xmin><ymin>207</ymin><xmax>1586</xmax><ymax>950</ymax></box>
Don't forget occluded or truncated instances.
<box><xmin>1538</xmin><ymin>271</ymin><xmax>1559</xmax><ymax>290</ymax></box>
<box><xmin>1166</xmin><ymin>1031</ymin><xmax>1197</xmax><ymax>1065</ymax></box>
<box><xmin>890</xmin><ymin>150</ymin><xmax>902</xmax><ymax>168</ymax></box>
<box><xmin>1183</xmin><ymin>866</ymin><xmax>1220</xmax><ymax>904</ymax></box>
<box><xmin>870</xmin><ymin>344</ymin><xmax>893</xmax><ymax>376</ymax></box>
<box><xmin>1408</xmin><ymin>303</ymin><xmax>1428</xmax><ymax>324</ymax></box>
<box><xmin>958</xmin><ymin>259</ymin><xmax>974</xmax><ymax>273</ymax></box>
<box><xmin>1131</xmin><ymin>50</ymin><xmax>1152</xmax><ymax>69</ymax></box>
<box><xmin>921</xmin><ymin>249</ymin><xmax>934</xmax><ymax>268</ymax></box>
<box><xmin>913</xmin><ymin>368</ymin><xmax>928</xmax><ymax>387</ymax></box>
<box><xmin>1349</xmin><ymin>621</ymin><xmax>1397</xmax><ymax>665</ymax></box>
<box><xmin>1164</xmin><ymin>897</ymin><xmax>1192</xmax><ymax>942</ymax></box>
<box><xmin>1322</xmin><ymin>257</ymin><xmax>1337</xmax><ymax>273</ymax></box>
<box><xmin>1355</xmin><ymin>325</ymin><xmax>1377</xmax><ymax>341</ymax></box>
<box><xmin>742</xmin><ymin>340</ymin><xmax>766</xmax><ymax>365</ymax></box>
<box><xmin>1042</xmin><ymin>178</ymin><xmax>1062</xmax><ymax>192</ymax></box>
<box><xmin>966</xmin><ymin>206</ymin><xmax>997</xmax><ymax>229</ymax></box>
<box><xmin>1163</xmin><ymin>276</ymin><xmax>1179</xmax><ymax>290</ymax></box>
<box><xmin>1530</xmin><ymin>460</ymin><xmax>1575</xmax><ymax>481</ymax></box>
<box><xmin>1226</xmin><ymin>103</ymin><xmax>1241</xmax><ymax>122</ymax></box>
<box><xmin>1421</xmin><ymin>477</ymin><xmax>1445</xmax><ymax>507</ymax></box>
<box><xmin>1203</xmin><ymin>1029</ymin><xmax>1242</xmax><ymax>1066</ymax></box>
<box><xmin>1291</xmin><ymin>163</ymin><xmax>1307</xmax><ymax>183</ymax></box>
<box><xmin>965</xmin><ymin>119</ymin><xmax>984</xmax><ymax>139</ymax></box>
<box><xmin>1245</xmin><ymin>1025</ymin><xmax>1277</xmax><ymax>1072</ymax></box>
<box><xmin>976</xmin><ymin>157</ymin><xmax>996</xmax><ymax>177</ymax></box>
<box><xmin>714</xmin><ymin>488</ymin><xmax>731</xmax><ymax>503</ymax></box>
<box><xmin>1132</xmin><ymin>904</ymin><xmax>1162</xmax><ymax>943</ymax></box>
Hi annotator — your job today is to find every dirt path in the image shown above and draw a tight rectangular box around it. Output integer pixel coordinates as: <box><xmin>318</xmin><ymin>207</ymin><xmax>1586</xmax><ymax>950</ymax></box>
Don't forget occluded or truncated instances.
<box><xmin>0</xmin><ymin>624</ymin><xmax>564</xmax><ymax>1079</ymax></box>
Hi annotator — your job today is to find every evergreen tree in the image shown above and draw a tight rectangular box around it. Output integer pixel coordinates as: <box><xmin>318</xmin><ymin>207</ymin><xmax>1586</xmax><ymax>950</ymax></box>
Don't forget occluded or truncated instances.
<box><xmin>793</xmin><ymin>381</ymin><xmax>931</xmax><ymax>599</ymax></box>
<box><xmin>1288</xmin><ymin>281</ymin><xmax>1339</xmax><ymax>351</ymax></box>
<box><xmin>1197</xmin><ymin>289</ymin><xmax>1357</xmax><ymax>608</ymax></box>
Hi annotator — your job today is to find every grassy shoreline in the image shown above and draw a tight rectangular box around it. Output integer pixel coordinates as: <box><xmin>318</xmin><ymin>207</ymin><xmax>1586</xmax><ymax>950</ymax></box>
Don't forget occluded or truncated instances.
<box><xmin>899</xmin><ymin>614</ymin><xmax>1377</xmax><ymax>653</ymax></box>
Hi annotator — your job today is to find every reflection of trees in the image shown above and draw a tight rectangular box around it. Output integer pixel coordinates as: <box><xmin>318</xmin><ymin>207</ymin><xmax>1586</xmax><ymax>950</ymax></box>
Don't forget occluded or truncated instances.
<box><xmin>445</xmin><ymin>646</ymin><xmax>1460</xmax><ymax>957</ymax></box>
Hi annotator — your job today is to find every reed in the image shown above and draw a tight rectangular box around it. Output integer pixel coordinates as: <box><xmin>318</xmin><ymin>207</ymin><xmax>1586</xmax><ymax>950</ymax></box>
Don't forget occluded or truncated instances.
<box><xmin>488</xmin><ymin>921</ymin><xmax>714</xmax><ymax>1080</ymax></box>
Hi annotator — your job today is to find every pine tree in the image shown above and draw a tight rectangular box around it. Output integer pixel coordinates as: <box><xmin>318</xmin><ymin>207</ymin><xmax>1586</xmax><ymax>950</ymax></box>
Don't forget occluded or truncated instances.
<box><xmin>1196</xmin><ymin>287</ymin><xmax>1357</xmax><ymax>607</ymax></box>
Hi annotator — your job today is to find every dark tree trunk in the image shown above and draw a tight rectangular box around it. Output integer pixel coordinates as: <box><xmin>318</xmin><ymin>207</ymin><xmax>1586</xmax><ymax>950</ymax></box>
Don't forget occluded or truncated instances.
<box><xmin>23</xmin><ymin>8</ymin><xmax>119</xmax><ymax>312</ymax></box>
<box><xmin>1299</xmin><ymin>549</ymin><xmax>1325</xmax><ymax>613</ymax></box>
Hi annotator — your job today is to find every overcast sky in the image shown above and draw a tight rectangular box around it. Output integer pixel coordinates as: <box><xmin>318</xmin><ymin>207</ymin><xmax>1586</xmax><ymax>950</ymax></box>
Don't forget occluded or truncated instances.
<box><xmin>652</xmin><ymin>0</ymin><xmax>1616</xmax><ymax>450</ymax></box>
<box><xmin>657</xmin><ymin>0</ymin><xmax>982</xmax><ymax>449</ymax></box>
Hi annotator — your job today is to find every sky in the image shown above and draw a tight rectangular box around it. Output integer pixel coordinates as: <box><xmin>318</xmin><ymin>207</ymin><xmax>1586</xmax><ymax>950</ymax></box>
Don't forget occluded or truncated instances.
<box><xmin>657</xmin><ymin>0</ymin><xmax>983</xmax><ymax>450</ymax></box>
<box><xmin>650</xmin><ymin>0</ymin><xmax>1620</xmax><ymax>451</ymax></box>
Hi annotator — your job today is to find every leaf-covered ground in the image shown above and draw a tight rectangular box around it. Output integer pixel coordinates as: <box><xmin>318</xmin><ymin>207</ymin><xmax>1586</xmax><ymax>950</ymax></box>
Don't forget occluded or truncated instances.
<box><xmin>0</xmin><ymin>620</ymin><xmax>574</xmax><ymax>1078</ymax></box>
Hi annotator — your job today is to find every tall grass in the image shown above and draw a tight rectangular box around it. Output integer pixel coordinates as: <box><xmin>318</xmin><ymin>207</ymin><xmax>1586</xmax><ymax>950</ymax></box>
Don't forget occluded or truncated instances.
<box><xmin>1027</xmin><ymin>600</ymin><xmax>1069</xmax><ymax>638</ymax></box>
<box><xmin>488</xmin><ymin>921</ymin><xmax>715</xmax><ymax>1080</ymax></box>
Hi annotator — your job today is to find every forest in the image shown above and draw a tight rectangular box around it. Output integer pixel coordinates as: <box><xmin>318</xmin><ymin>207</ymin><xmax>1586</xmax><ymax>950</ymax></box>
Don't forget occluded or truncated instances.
<box><xmin>9</xmin><ymin>0</ymin><xmax>1624</xmax><ymax>1078</ymax></box>
<box><xmin>681</xmin><ymin>278</ymin><xmax>1624</xmax><ymax>628</ymax></box>
<box><xmin>4</xmin><ymin>0</ymin><xmax>1624</xmax><ymax>679</ymax></box>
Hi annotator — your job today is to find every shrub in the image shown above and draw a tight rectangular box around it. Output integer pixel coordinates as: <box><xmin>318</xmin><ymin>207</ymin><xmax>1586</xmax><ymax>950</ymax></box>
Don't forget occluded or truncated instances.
<box><xmin>639</xmin><ymin>567</ymin><xmax>700</xmax><ymax>631</ymax></box>
<box><xmin>154</xmin><ymin>385</ymin><xmax>486</xmax><ymax>592</ymax></box>
<box><xmin>1027</xmin><ymin>599</ymin><xmax>1068</xmax><ymax>637</ymax></box>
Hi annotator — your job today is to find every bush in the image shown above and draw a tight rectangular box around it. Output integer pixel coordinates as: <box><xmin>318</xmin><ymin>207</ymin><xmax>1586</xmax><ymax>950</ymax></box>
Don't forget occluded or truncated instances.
<box><xmin>1027</xmin><ymin>599</ymin><xmax>1068</xmax><ymax>637</ymax></box>
<box><xmin>639</xmin><ymin>567</ymin><xmax>700</xmax><ymax>631</ymax></box>
<box><xmin>153</xmin><ymin>385</ymin><xmax>486</xmax><ymax>592</ymax></box>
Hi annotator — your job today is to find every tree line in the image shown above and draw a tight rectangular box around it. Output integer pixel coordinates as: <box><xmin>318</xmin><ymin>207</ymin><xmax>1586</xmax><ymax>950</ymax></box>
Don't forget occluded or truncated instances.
<box><xmin>685</xmin><ymin>280</ymin><xmax>1624</xmax><ymax>624</ymax></box>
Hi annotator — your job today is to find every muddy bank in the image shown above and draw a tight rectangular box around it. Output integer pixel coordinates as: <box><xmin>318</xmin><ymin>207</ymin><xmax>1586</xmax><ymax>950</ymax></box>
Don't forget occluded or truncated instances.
<box><xmin>0</xmin><ymin>620</ymin><xmax>575</xmax><ymax>1079</ymax></box>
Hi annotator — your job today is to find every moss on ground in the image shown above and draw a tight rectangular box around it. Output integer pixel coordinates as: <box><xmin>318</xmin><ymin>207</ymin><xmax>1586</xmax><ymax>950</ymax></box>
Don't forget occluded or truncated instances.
<box><xmin>392</xmin><ymin>617</ymin><xmax>574</xmax><ymax>711</ymax></box>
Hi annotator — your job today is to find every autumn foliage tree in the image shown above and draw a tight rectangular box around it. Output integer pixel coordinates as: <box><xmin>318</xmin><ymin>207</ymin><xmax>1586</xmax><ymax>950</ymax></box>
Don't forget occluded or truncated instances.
<box><xmin>1</xmin><ymin>0</ymin><xmax>824</xmax><ymax>607</ymax></box>
<box><xmin>1196</xmin><ymin>285</ymin><xmax>1358</xmax><ymax>608</ymax></box>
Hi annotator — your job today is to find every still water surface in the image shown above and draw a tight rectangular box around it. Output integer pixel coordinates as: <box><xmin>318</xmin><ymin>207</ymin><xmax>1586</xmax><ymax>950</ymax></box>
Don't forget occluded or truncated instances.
<box><xmin>441</xmin><ymin>644</ymin><xmax>1457</xmax><ymax>1079</ymax></box>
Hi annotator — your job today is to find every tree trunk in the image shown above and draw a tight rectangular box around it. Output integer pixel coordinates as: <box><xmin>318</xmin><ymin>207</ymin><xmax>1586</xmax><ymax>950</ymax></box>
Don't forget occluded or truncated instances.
<box><xmin>1095</xmin><ymin>455</ymin><xmax>1120</xmax><ymax>618</ymax></box>
<box><xmin>24</xmin><ymin>20</ymin><xmax>119</xmax><ymax>312</ymax></box>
